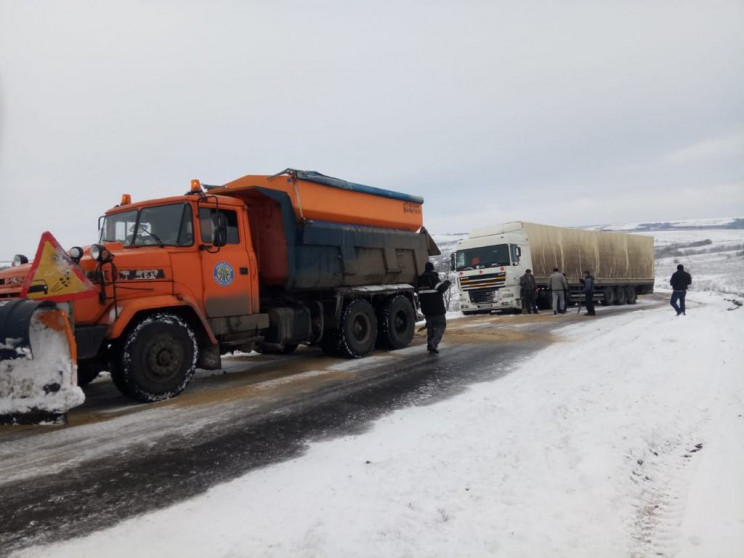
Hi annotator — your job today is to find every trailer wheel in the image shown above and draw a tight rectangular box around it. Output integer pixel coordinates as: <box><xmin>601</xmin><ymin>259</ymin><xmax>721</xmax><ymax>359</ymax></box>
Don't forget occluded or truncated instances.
<box><xmin>378</xmin><ymin>295</ymin><xmax>415</xmax><ymax>350</ymax></box>
<box><xmin>615</xmin><ymin>286</ymin><xmax>628</xmax><ymax>305</ymax></box>
<box><xmin>626</xmin><ymin>286</ymin><xmax>638</xmax><ymax>304</ymax></box>
<box><xmin>338</xmin><ymin>299</ymin><xmax>378</xmax><ymax>358</ymax></box>
<box><xmin>601</xmin><ymin>287</ymin><xmax>616</xmax><ymax>306</ymax></box>
<box><xmin>110</xmin><ymin>313</ymin><xmax>197</xmax><ymax>402</ymax></box>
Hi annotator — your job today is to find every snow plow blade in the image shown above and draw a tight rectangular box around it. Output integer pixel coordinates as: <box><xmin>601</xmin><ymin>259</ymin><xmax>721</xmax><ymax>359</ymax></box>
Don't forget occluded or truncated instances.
<box><xmin>0</xmin><ymin>299</ymin><xmax>84</xmax><ymax>425</ymax></box>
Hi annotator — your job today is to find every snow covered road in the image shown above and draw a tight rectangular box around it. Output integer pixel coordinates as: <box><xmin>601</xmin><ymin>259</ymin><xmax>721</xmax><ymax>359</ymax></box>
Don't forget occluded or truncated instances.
<box><xmin>9</xmin><ymin>292</ymin><xmax>743</xmax><ymax>557</ymax></box>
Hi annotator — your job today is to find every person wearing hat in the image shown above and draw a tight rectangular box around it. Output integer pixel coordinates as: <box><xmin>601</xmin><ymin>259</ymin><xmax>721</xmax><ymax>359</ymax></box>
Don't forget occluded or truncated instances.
<box><xmin>416</xmin><ymin>261</ymin><xmax>451</xmax><ymax>354</ymax></box>
<box><xmin>520</xmin><ymin>269</ymin><xmax>538</xmax><ymax>314</ymax></box>
<box><xmin>669</xmin><ymin>264</ymin><xmax>692</xmax><ymax>315</ymax></box>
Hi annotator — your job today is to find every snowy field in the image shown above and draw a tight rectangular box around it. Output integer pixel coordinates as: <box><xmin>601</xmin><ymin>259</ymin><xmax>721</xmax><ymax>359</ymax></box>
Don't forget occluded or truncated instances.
<box><xmin>11</xmin><ymin>224</ymin><xmax>744</xmax><ymax>558</ymax></box>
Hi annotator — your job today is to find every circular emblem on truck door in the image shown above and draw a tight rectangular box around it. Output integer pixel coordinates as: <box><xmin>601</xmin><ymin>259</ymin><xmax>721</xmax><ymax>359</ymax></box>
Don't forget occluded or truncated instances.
<box><xmin>213</xmin><ymin>262</ymin><xmax>234</xmax><ymax>286</ymax></box>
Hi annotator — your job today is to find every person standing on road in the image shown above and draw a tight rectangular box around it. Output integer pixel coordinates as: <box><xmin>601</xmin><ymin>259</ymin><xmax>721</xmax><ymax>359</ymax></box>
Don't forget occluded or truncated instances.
<box><xmin>520</xmin><ymin>269</ymin><xmax>538</xmax><ymax>314</ymax></box>
<box><xmin>548</xmin><ymin>268</ymin><xmax>568</xmax><ymax>315</ymax></box>
<box><xmin>416</xmin><ymin>262</ymin><xmax>452</xmax><ymax>354</ymax></box>
<box><xmin>670</xmin><ymin>264</ymin><xmax>692</xmax><ymax>316</ymax></box>
<box><xmin>581</xmin><ymin>270</ymin><xmax>596</xmax><ymax>316</ymax></box>
<box><xmin>560</xmin><ymin>272</ymin><xmax>570</xmax><ymax>313</ymax></box>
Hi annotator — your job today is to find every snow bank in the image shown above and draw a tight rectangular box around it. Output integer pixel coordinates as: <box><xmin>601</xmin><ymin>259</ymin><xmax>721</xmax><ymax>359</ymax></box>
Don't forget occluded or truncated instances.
<box><xmin>0</xmin><ymin>308</ymin><xmax>84</xmax><ymax>424</ymax></box>
<box><xmin>14</xmin><ymin>292</ymin><xmax>743</xmax><ymax>557</ymax></box>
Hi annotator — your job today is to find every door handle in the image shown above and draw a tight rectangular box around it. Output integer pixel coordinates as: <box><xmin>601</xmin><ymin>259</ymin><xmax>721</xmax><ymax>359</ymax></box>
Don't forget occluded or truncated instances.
<box><xmin>240</xmin><ymin>267</ymin><xmax>249</xmax><ymax>275</ymax></box>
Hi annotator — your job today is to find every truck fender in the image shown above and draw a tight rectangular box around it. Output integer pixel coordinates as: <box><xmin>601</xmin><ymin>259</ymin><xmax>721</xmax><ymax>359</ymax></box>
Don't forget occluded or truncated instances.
<box><xmin>107</xmin><ymin>295</ymin><xmax>217</xmax><ymax>345</ymax></box>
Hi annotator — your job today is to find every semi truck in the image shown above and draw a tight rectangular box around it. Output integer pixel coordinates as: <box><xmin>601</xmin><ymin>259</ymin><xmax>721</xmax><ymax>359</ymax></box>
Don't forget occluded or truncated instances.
<box><xmin>451</xmin><ymin>221</ymin><xmax>654</xmax><ymax>314</ymax></box>
<box><xmin>0</xmin><ymin>169</ymin><xmax>438</xmax><ymax>404</ymax></box>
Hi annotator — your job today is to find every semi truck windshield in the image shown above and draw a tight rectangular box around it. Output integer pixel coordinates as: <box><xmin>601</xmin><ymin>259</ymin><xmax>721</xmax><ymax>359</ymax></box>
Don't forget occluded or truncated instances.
<box><xmin>100</xmin><ymin>204</ymin><xmax>194</xmax><ymax>247</ymax></box>
<box><xmin>456</xmin><ymin>244</ymin><xmax>510</xmax><ymax>270</ymax></box>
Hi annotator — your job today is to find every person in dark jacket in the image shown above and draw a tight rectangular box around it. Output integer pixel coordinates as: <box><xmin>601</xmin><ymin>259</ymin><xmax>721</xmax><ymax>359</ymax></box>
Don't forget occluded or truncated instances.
<box><xmin>519</xmin><ymin>269</ymin><xmax>538</xmax><ymax>314</ymax></box>
<box><xmin>580</xmin><ymin>270</ymin><xmax>596</xmax><ymax>316</ymax></box>
<box><xmin>670</xmin><ymin>264</ymin><xmax>692</xmax><ymax>315</ymax></box>
<box><xmin>416</xmin><ymin>262</ymin><xmax>451</xmax><ymax>354</ymax></box>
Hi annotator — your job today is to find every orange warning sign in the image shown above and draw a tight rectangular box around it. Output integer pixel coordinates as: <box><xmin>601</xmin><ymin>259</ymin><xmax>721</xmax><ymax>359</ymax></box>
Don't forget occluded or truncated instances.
<box><xmin>19</xmin><ymin>232</ymin><xmax>97</xmax><ymax>302</ymax></box>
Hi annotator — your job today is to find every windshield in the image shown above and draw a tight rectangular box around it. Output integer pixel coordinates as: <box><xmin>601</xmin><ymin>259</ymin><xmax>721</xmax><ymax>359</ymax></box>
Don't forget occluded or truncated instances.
<box><xmin>100</xmin><ymin>203</ymin><xmax>194</xmax><ymax>247</ymax></box>
<box><xmin>455</xmin><ymin>244</ymin><xmax>511</xmax><ymax>271</ymax></box>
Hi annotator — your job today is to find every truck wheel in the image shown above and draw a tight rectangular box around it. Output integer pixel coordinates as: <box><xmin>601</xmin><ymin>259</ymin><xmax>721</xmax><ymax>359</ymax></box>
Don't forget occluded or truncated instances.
<box><xmin>378</xmin><ymin>295</ymin><xmax>415</xmax><ymax>350</ymax></box>
<box><xmin>601</xmin><ymin>287</ymin><xmax>616</xmax><ymax>306</ymax></box>
<box><xmin>338</xmin><ymin>299</ymin><xmax>378</xmax><ymax>358</ymax></box>
<box><xmin>626</xmin><ymin>286</ymin><xmax>638</xmax><ymax>304</ymax></box>
<box><xmin>615</xmin><ymin>286</ymin><xmax>627</xmax><ymax>305</ymax></box>
<box><xmin>110</xmin><ymin>313</ymin><xmax>197</xmax><ymax>402</ymax></box>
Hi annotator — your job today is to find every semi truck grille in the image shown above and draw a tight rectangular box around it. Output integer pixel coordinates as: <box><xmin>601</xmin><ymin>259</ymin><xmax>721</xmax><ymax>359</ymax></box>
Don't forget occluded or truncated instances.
<box><xmin>469</xmin><ymin>288</ymin><xmax>497</xmax><ymax>303</ymax></box>
<box><xmin>459</xmin><ymin>272</ymin><xmax>506</xmax><ymax>290</ymax></box>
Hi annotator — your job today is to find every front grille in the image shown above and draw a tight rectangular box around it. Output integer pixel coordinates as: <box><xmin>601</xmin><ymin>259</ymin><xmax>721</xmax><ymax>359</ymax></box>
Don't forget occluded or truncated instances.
<box><xmin>469</xmin><ymin>288</ymin><xmax>497</xmax><ymax>303</ymax></box>
<box><xmin>459</xmin><ymin>271</ymin><xmax>506</xmax><ymax>290</ymax></box>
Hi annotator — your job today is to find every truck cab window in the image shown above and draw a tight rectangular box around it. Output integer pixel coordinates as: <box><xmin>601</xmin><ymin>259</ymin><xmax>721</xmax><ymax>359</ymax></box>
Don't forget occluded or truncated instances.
<box><xmin>101</xmin><ymin>209</ymin><xmax>137</xmax><ymax>245</ymax></box>
<box><xmin>455</xmin><ymin>244</ymin><xmax>511</xmax><ymax>271</ymax></box>
<box><xmin>135</xmin><ymin>204</ymin><xmax>193</xmax><ymax>246</ymax></box>
<box><xmin>510</xmin><ymin>244</ymin><xmax>521</xmax><ymax>265</ymax></box>
<box><xmin>199</xmin><ymin>208</ymin><xmax>239</xmax><ymax>245</ymax></box>
<box><xmin>100</xmin><ymin>204</ymin><xmax>193</xmax><ymax>247</ymax></box>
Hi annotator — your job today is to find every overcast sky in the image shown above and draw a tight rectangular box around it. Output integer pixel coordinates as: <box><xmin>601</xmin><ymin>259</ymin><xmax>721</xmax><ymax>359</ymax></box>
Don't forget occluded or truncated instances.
<box><xmin>1</xmin><ymin>0</ymin><xmax>743</xmax><ymax>259</ymax></box>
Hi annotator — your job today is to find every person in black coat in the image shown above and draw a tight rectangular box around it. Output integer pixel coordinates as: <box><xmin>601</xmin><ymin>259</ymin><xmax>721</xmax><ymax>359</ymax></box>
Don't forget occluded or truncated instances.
<box><xmin>670</xmin><ymin>264</ymin><xmax>692</xmax><ymax>315</ymax></box>
<box><xmin>519</xmin><ymin>269</ymin><xmax>538</xmax><ymax>314</ymax></box>
<box><xmin>580</xmin><ymin>270</ymin><xmax>596</xmax><ymax>316</ymax></box>
<box><xmin>416</xmin><ymin>262</ymin><xmax>451</xmax><ymax>354</ymax></box>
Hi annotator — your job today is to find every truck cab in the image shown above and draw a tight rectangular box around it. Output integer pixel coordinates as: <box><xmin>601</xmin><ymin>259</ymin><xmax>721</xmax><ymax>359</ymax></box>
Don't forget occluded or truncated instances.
<box><xmin>451</xmin><ymin>225</ymin><xmax>531</xmax><ymax>314</ymax></box>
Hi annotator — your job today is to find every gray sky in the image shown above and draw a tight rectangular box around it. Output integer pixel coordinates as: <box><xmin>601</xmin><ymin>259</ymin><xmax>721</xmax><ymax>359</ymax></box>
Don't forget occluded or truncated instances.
<box><xmin>1</xmin><ymin>0</ymin><xmax>743</xmax><ymax>259</ymax></box>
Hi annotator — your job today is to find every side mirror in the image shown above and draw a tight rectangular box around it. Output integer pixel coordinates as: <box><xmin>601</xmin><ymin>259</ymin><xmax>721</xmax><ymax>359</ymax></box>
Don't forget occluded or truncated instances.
<box><xmin>213</xmin><ymin>214</ymin><xmax>227</xmax><ymax>247</ymax></box>
<box><xmin>450</xmin><ymin>252</ymin><xmax>456</xmax><ymax>272</ymax></box>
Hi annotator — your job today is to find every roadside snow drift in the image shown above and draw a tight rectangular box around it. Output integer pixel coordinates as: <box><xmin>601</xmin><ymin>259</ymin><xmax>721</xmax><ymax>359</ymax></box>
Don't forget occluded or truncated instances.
<box><xmin>13</xmin><ymin>291</ymin><xmax>744</xmax><ymax>557</ymax></box>
<box><xmin>0</xmin><ymin>305</ymin><xmax>83</xmax><ymax>424</ymax></box>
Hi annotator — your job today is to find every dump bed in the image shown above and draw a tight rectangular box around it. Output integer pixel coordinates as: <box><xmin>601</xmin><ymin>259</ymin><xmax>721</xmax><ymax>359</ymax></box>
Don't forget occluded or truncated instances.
<box><xmin>222</xmin><ymin>169</ymin><xmax>423</xmax><ymax>232</ymax></box>
<box><xmin>214</xmin><ymin>171</ymin><xmax>435</xmax><ymax>290</ymax></box>
<box><xmin>522</xmin><ymin>222</ymin><xmax>654</xmax><ymax>285</ymax></box>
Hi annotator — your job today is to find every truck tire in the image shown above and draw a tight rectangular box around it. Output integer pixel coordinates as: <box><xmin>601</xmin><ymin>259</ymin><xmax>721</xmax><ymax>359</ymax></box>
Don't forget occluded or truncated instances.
<box><xmin>626</xmin><ymin>286</ymin><xmax>638</xmax><ymax>304</ymax></box>
<box><xmin>338</xmin><ymin>299</ymin><xmax>378</xmax><ymax>358</ymax></box>
<box><xmin>110</xmin><ymin>313</ymin><xmax>197</xmax><ymax>402</ymax></box>
<box><xmin>602</xmin><ymin>287</ymin><xmax>616</xmax><ymax>306</ymax></box>
<box><xmin>378</xmin><ymin>295</ymin><xmax>415</xmax><ymax>350</ymax></box>
<box><xmin>615</xmin><ymin>286</ymin><xmax>627</xmax><ymax>305</ymax></box>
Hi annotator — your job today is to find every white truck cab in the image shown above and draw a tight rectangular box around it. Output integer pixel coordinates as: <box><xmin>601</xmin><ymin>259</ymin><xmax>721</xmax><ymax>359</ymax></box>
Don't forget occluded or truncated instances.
<box><xmin>451</xmin><ymin>222</ymin><xmax>532</xmax><ymax>314</ymax></box>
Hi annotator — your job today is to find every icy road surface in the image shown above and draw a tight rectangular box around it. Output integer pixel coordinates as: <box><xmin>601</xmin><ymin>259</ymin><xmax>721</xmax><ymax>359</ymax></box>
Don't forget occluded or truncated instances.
<box><xmin>4</xmin><ymin>293</ymin><xmax>744</xmax><ymax>557</ymax></box>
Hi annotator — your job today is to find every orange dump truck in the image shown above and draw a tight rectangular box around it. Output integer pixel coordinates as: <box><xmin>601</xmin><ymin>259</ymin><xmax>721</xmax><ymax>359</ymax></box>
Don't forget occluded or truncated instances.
<box><xmin>0</xmin><ymin>169</ymin><xmax>438</xmax><ymax>402</ymax></box>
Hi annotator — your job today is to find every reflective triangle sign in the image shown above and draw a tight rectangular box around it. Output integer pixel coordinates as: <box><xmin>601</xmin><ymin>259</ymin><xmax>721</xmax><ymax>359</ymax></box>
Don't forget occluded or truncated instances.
<box><xmin>19</xmin><ymin>232</ymin><xmax>97</xmax><ymax>302</ymax></box>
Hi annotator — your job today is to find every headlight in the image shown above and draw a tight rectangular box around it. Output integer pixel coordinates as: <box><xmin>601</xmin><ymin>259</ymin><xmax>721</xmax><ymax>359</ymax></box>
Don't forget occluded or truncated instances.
<box><xmin>69</xmin><ymin>246</ymin><xmax>84</xmax><ymax>262</ymax></box>
<box><xmin>89</xmin><ymin>244</ymin><xmax>104</xmax><ymax>261</ymax></box>
<box><xmin>12</xmin><ymin>254</ymin><xmax>28</xmax><ymax>267</ymax></box>
<box><xmin>89</xmin><ymin>244</ymin><xmax>113</xmax><ymax>263</ymax></box>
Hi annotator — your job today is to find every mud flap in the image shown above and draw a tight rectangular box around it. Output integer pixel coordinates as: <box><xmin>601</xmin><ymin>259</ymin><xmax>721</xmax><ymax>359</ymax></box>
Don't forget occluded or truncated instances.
<box><xmin>0</xmin><ymin>300</ymin><xmax>84</xmax><ymax>425</ymax></box>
